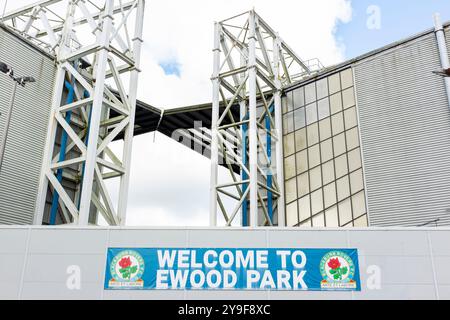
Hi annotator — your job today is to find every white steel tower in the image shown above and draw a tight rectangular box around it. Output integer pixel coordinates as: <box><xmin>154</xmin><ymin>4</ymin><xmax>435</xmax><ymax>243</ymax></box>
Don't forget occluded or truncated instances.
<box><xmin>210</xmin><ymin>10</ymin><xmax>315</xmax><ymax>227</ymax></box>
<box><xmin>1</xmin><ymin>0</ymin><xmax>145</xmax><ymax>226</ymax></box>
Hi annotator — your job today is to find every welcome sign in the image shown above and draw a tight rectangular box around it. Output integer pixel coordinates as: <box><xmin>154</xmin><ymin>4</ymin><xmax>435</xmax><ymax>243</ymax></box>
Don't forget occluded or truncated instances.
<box><xmin>104</xmin><ymin>248</ymin><xmax>361</xmax><ymax>291</ymax></box>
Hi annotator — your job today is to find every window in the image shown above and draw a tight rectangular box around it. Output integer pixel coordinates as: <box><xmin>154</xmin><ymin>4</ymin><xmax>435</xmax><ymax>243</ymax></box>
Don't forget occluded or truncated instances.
<box><xmin>293</xmin><ymin>87</ymin><xmax>305</xmax><ymax>109</ymax></box>
<box><xmin>318</xmin><ymin>97</ymin><xmax>330</xmax><ymax>120</ymax></box>
<box><xmin>330</xmin><ymin>92</ymin><xmax>343</xmax><ymax>115</ymax></box>
<box><xmin>320</xmin><ymin>139</ymin><xmax>333</xmax><ymax>163</ymax></box>
<box><xmin>298</xmin><ymin>196</ymin><xmax>311</xmax><ymax>222</ymax></box>
<box><xmin>324</xmin><ymin>182</ymin><xmax>337</xmax><ymax>208</ymax></box>
<box><xmin>286</xmin><ymin>201</ymin><xmax>298</xmax><ymax>226</ymax></box>
<box><xmin>294</xmin><ymin>107</ymin><xmax>306</xmax><ymax>130</ymax></box>
<box><xmin>284</xmin><ymin>133</ymin><xmax>295</xmax><ymax>157</ymax></box>
<box><xmin>285</xmin><ymin>155</ymin><xmax>296</xmax><ymax>179</ymax></box>
<box><xmin>307</xmin><ymin>123</ymin><xmax>319</xmax><ymax>146</ymax></box>
<box><xmin>306</xmin><ymin>102</ymin><xmax>318</xmax><ymax>125</ymax></box>
<box><xmin>305</xmin><ymin>82</ymin><xmax>316</xmax><ymax>104</ymax></box>
<box><xmin>319</xmin><ymin>118</ymin><xmax>332</xmax><ymax>141</ymax></box>
<box><xmin>297</xmin><ymin>173</ymin><xmax>309</xmax><ymax>198</ymax></box>
<box><xmin>317</xmin><ymin>78</ymin><xmax>329</xmax><ymax>100</ymax></box>
<box><xmin>308</xmin><ymin>145</ymin><xmax>321</xmax><ymax>169</ymax></box>
<box><xmin>346</xmin><ymin>127</ymin><xmax>360</xmax><ymax>150</ymax></box>
<box><xmin>296</xmin><ymin>150</ymin><xmax>308</xmax><ymax>175</ymax></box>
<box><xmin>285</xmin><ymin>178</ymin><xmax>297</xmax><ymax>204</ymax></box>
<box><xmin>310</xmin><ymin>166</ymin><xmax>322</xmax><ymax>191</ymax></box>
<box><xmin>335</xmin><ymin>154</ymin><xmax>348</xmax><ymax>179</ymax></box>
<box><xmin>333</xmin><ymin>133</ymin><xmax>346</xmax><ymax>156</ymax></box>
<box><xmin>332</xmin><ymin>112</ymin><xmax>345</xmax><ymax>135</ymax></box>
<box><xmin>328</xmin><ymin>73</ymin><xmax>341</xmax><ymax>94</ymax></box>
<box><xmin>283</xmin><ymin>68</ymin><xmax>367</xmax><ymax>228</ymax></box>
<box><xmin>340</xmin><ymin>69</ymin><xmax>353</xmax><ymax>90</ymax></box>
<box><xmin>322</xmin><ymin>160</ymin><xmax>335</xmax><ymax>185</ymax></box>
<box><xmin>342</xmin><ymin>87</ymin><xmax>355</xmax><ymax>109</ymax></box>
<box><xmin>344</xmin><ymin>107</ymin><xmax>357</xmax><ymax>129</ymax></box>
<box><xmin>338</xmin><ymin>199</ymin><xmax>352</xmax><ymax>226</ymax></box>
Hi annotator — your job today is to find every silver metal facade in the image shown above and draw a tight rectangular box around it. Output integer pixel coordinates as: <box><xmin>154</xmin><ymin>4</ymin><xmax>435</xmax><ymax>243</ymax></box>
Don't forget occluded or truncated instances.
<box><xmin>0</xmin><ymin>26</ymin><xmax>56</xmax><ymax>225</ymax></box>
<box><xmin>0</xmin><ymin>226</ymin><xmax>449</xmax><ymax>300</ymax></box>
<box><xmin>355</xmin><ymin>31</ymin><xmax>450</xmax><ymax>227</ymax></box>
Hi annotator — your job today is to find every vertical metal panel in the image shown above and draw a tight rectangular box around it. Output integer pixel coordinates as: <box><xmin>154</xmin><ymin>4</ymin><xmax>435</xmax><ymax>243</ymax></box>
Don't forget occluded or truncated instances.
<box><xmin>355</xmin><ymin>33</ymin><xmax>450</xmax><ymax>227</ymax></box>
<box><xmin>0</xmin><ymin>27</ymin><xmax>56</xmax><ymax>225</ymax></box>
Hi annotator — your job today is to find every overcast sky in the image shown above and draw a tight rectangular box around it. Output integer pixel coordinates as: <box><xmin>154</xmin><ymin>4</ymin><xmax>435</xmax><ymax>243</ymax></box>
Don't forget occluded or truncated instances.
<box><xmin>3</xmin><ymin>0</ymin><xmax>448</xmax><ymax>226</ymax></box>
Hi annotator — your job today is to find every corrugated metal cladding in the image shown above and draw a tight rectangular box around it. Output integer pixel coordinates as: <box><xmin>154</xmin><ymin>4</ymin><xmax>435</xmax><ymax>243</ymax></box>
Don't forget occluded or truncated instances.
<box><xmin>0</xmin><ymin>27</ymin><xmax>56</xmax><ymax>225</ymax></box>
<box><xmin>354</xmin><ymin>31</ymin><xmax>450</xmax><ymax>227</ymax></box>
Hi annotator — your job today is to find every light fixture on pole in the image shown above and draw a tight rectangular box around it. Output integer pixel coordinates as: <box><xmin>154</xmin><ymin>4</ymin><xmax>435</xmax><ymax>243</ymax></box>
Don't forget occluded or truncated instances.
<box><xmin>0</xmin><ymin>61</ymin><xmax>36</xmax><ymax>173</ymax></box>
<box><xmin>432</xmin><ymin>68</ymin><xmax>450</xmax><ymax>77</ymax></box>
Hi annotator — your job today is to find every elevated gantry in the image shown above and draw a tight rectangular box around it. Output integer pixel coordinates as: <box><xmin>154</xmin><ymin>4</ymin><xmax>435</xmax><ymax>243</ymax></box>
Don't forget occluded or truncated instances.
<box><xmin>210</xmin><ymin>10</ymin><xmax>322</xmax><ymax>227</ymax></box>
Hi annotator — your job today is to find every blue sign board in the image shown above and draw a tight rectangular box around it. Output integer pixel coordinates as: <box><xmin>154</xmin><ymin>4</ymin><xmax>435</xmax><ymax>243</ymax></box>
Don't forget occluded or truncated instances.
<box><xmin>104</xmin><ymin>248</ymin><xmax>360</xmax><ymax>291</ymax></box>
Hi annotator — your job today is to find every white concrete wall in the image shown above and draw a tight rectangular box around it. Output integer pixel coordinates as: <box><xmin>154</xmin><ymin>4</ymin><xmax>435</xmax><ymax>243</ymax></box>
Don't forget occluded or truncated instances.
<box><xmin>0</xmin><ymin>226</ymin><xmax>449</xmax><ymax>300</ymax></box>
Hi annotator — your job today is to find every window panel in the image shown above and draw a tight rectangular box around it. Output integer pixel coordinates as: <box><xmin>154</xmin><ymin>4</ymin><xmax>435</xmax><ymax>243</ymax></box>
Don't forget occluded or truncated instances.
<box><xmin>350</xmin><ymin>169</ymin><xmax>364</xmax><ymax>194</ymax></box>
<box><xmin>344</xmin><ymin>107</ymin><xmax>357</xmax><ymax>129</ymax></box>
<box><xmin>306</xmin><ymin>102</ymin><xmax>318</xmax><ymax>125</ymax></box>
<box><xmin>317</xmin><ymin>78</ymin><xmax>329</xmax><ymax>100</ymax></box>
<box><xmin>307</xmin><ymin>123</ymin><xmax>319</xmax><ymax>147</ymax></box>
<box><xmin>282</xmin><ymin>97</ymin><xmax>288</xmax><ymax>114</ymax></box>
<box><xmin>346</xmin><ymin>127</ymin><xmax>360</xmax><ymax>150</ymax></box>
<box><xmin>305</xmin><ymin>82</ymin><xmax>316</xmax><ymax>104</ymax></box>
<box><xmin>324</xmin><ymin>182</ymin><xmax>337</xmax><ymax>208</ymax></box>
<box><xmin>322</xmin><ymin>161</ymin><xmax>335</xmax><ymax>186</ymax></box>
<box><xmin>285</xmin><ymin>178</ymin><xmax>297</xmax><ymax>204</ymax></box>
<box><xmin>286</xmin><ymin>201</ymin><xmax>298</xmax><ymax>227</ymax></box>
<box><xmin>338</xmin><ymin>198</ymin><xmax>352</xmax><ymax>226</ymax></box>
<box><xmin>333</xmin><ymin>133</ymin><xmax>346</xmax><ymax>156</ymax></box>
<box><xmin>284</xmin><ymin>155</ymin><xmax>296</xmax><ymax>180</ymax></box>
<box><xmin>295</xmin><ymin>128</ymin><xmax>307</xmax><ymax>152</ymax></box>
<box><xmin>348</xmin><ymin>148</ymin><xmax>362</xmax><ymax>172</ymax></box>
<box><xmin>300</xmin><ymin>219</ymin><xmax>312</xmax><ymax>227</ymax></box>
<box><xmin>342</xmin><ymin>87</ymin><xmax>355</xmax><ymax>109</ymax></box>
<box><xmin>298</xmin><ymin>195</ymin><xmax>311</xmax><ymax>222</ymax></box>
<box><xmin>340</xmin><ymin>68</ymin><xmax>354</xmax><ymax>90</ymax></box>
<box><xmin>337</xmin><ymin>175</ymin><xmax>350</xmax><ymax>201</ymax></box>
<box><xmin>308</xmin><ymin>145</ymin><xmax>321</xmax><ymax>168</ymax></box>
<box><xmin>325</xmin><ymin>206</ymin><xmax>339</xmax><ymax>227</ymax></box>
<box><xmin>296</xmin><ymin>150</ymin><xmax>308</xmax><ymax>175</ymax></box>
<box><xmin>330</xmin><ymin>92</ymin><xmax>343</xmax><ymax>115</ymax></box>
<box><xmin>331</xmin><ymin>112</ymin><xmax>344</xmax><ymax>135</ymax></box>
<box><xmin>283</xmin><ymin>111</ymin><xmax>294</xmax><ymax>134</ymax></box>
<box><xmin>354</xmin><ymin>214</ymin><xmax>368</xmax><ymax>227</ymax></box>
<box><xmin>310</xmin><ymin>166</ymin><xmax>322</xmax><ymax>191</ymax></box>
<box><xmin>318</xmin><ymin>97</ymin><xmax>330</xmax><ymax>120</ymax></box>
<box><xmin>294</xmin><ymin>107</ymin><xmax>306</xmax><ymax>130</ymax></box>
<box><xmin>328</xmin><ymin>73</ymin><xmax>341</xmax><ymax>95</ymax></box>
<box><xmin>286</xmin><ymin>91</ymin><xmax>294</xmax><ymax>112</ymax></box>
<box><xmin>335</xmin><ymin>153</ymin><xmax>348</xmax><ymax>179</ymax></box>
<box><xmin>297</xmin><ymin>173</ymin><xmax>309</xmax><ymax>198</ymax></box>
<box><xmin>312</xmin><ymin>212</ymin><xmax>325</xmax><ymax>227</ymax></box>
<box><xmin>283</xmin><ymin>133</ymin><xmax>295</xmax><ymax>157</ymax></box>
<box><xmin>319</xmin><ymin>118</ymin><xmax>332</xmax><ymax>141</ymax></box>
<box><xmin>293</xmin><ymin>87</ymin><xmax>305</xmax><ymax>109</ymax></box>
<box><xmin>311</xmin><ymin>189</ymin><xmax>323</xmax><ymax>215</ymax></box>
<box><xmin>320</xmin><ymin>139</ymin><xmax>333</xmax><ymax>163</ymax></box>
<box><xmin>352</xmin><ymin>191</ymin><xmax>367</xmax><ymax>217</ymax></box>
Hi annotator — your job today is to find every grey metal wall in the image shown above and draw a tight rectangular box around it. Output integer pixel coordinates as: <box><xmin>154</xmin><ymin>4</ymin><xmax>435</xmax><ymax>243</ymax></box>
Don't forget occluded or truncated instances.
<box><xmin>0</xmin><ymin>226</ymin><xmax>449</xmax><ymax>300</ymax></box>
<box><xmin>354</xmin><ymin>31</ymin><xmax>450</xmax><ymax>227</ymax></box>
<box><xmin>0</xmin><ymin>26</ymin><xmax>56</xmax><ymax>224</ymax></box>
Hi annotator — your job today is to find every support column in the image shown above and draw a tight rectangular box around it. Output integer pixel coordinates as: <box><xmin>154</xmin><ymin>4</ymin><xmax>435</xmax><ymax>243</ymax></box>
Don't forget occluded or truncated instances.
<box><xmin>434</xmin><ymin>13</ymin><xmax>450</xmax><ymax>109</ymax></box>
<box><xmin>210</xmin><ymin>22</ymin><xmax>221</xmax><ymax>227</ymax></box>
<box><xmin>78</xmin><ymin>0</ymin><xmax>114</xmax><ymax>225</ymax></box>
<box><xmin>248</xmin><ymin>11</ymin><xmax>258</xmax><ymax>228</ymax></box>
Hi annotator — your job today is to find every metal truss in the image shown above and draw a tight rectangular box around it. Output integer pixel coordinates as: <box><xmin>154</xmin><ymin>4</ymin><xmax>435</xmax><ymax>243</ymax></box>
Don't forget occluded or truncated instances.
<box><xmin>210</xmin><ymin>10</ymin><xmax>314</xmax><ymax>227</ymax></box>
<box><xmin>2</xmin><ymin>0</ymin><xmax>145</xmax><ymax>226</ymax></box>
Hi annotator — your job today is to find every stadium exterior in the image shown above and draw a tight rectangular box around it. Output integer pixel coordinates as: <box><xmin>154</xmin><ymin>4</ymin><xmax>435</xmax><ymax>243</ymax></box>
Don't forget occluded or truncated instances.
<box><xmin>1</xmin><ymin>1</ymin><xmax>450</xmax><ymax>300</ymax></box>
